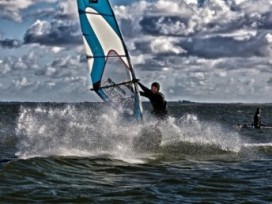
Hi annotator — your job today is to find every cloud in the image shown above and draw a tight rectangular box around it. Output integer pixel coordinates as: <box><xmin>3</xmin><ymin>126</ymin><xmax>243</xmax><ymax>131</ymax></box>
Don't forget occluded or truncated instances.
<box><xmin>0</xmin><ymin>0</ymin><xmax>57</xmax><ymax>22</ymax></box>
<box><xmin>116</xmin><ymin>0</ymin><xmax>272</xmax><ymax>38</ymax></box>
<box><xmin>35</xmin><ymin>55</ymin><xmax>85</xmax><ymax>79</ymax></box>
<box><xmin>0</xmin><ymin>59</ymin><xmax>11</xmax><ymax>74</ymax></box>
<box><xmin>150</xmin><ymin>37</ymin><xmax>187</xmax><ymax>55</ymax></box>
<box><xmin>266</xmin><ymin>33</ymin><xmax>272</xmax><ymax>43</ymax></box>
<box><xmin>0</xmin><ymin>38</ymin><xmax>21</xmax><ymax>48</ymax></box>
<box><xmin>179</xmin><ymin>32</ymin><xmax>271</xmax><ymax>59</ymax></box>
<box><xmin>13</xmin><ymin>77</ymin><xmax>33</xmax><ymax>88</ymax></box>
<box><xmin>114</xmin><ymin>0</ymin><xmax>272</xmax><ymax>66</ymax></box>
<box><xmin>20</xmin><ymin>0</ymin><xmax>80</xmax><ymax>47</ymax></box>
<box><xmin>27</xmin><ymin>0</ymin><xmax>78</xmax><ymax>20</ymax></box>
<box><xmin>0</xmin><ymin>0</ymin><xmax>36</xmax><ymax>21</ymax></box>
<box><xmin>0</xmin><ymin>47</ymin><xmax>95</xmax><ymax>102</ymax></box>
<box><xmin>2</xmin><ymin>0</ymin><xmax>272</xmax><ymax>103</ymax></box>
<box><xmin>56</xmin><ymin>1</ymin><xmax>78</xmax><ymax>19</ymax></box>
<box><xmin>51</xmin><ymin>46</ymin><xmax>64</xmax><ymax>53</ymax></box>
<box><xmin>24</xmin><ymin>19</ymin><xmax>81</xmax><ymax>46</ymax></box>
<box><xmin>267</xmin><ymin>77</ymin><xmax>272</xmax><ymax>86</ymax></box>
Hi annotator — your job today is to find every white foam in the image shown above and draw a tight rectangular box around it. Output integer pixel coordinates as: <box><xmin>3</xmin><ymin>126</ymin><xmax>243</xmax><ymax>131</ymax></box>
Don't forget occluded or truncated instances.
<box><xmin>16</xmin><ymin>106</ymin><xmax>245</xmax><ymax>162</ymax></box>
<box><xmin>243</xmin><ymin>143</ymin><xmax>272</xmax><ymax>147</ymax></box>
<box><xmin>160</xmin><ymin>114</ymin><xmax>243</xmax><ymax>153</ymax></box>
<box><xmin>15</xmin><ymin>105</ymin><xmax>159</xmax><ymax>163</ymax></box>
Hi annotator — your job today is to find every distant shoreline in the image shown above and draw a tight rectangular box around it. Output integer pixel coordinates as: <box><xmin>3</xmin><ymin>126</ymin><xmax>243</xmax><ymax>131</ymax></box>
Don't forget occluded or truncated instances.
<box><xmin>0</xmin><ymin>101</ymin><xmax>271</xmax><ymax>105</ymax></box>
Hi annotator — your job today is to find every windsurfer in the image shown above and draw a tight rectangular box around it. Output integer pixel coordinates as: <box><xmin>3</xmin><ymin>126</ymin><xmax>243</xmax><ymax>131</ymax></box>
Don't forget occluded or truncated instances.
<box><xmin>252</xmin><ymin>108</ymin><xmax>262</xmax><ymax>129</ymax></box>
<box><xmin>136</xmin><ymin>81</ymin><xmax>168</xmax><ymax>119</ymax></box>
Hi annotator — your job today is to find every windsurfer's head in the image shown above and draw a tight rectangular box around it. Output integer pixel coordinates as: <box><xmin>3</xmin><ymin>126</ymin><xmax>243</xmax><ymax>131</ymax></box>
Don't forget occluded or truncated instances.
<box><xmin>151</xmin><ymin>82</ymin><xmax>160</xmax><ymax>93</ymax></box>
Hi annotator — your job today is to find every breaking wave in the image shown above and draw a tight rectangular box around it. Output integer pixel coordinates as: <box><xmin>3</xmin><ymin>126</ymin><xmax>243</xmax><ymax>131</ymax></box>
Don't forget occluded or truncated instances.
<box><xmin>15</xmin><ymin>104</ymin><xmax>249</xmax><ymax>163</ymax></box>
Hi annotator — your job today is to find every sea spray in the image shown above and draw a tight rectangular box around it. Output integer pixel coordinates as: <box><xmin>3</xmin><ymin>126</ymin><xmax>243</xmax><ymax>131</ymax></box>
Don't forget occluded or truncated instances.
<box><xmin>159</xmin><ymin>114</ymin><xmax>242</xmax><ymax>153</ymax></box>
<box><xmin>15</xmin><ymin>105</ymin><xmax>156</xmax><ymax>162</ymax></box>
<box><xmin>16</xmin><ymin>104</ymin><xmax>245</xmax><ymax>162</ymax></box>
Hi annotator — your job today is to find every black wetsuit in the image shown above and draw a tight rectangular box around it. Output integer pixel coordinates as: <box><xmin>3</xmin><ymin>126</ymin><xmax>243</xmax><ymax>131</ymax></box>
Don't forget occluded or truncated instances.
<box><xmin>253</xmin><ymin>110</ymin><xmax>261</xmax><ymax>129</ymax></box>
<box><xmin>138</xmin><ymin>82</ymin><xmax>168</xmax><ymax>118</ymax></box>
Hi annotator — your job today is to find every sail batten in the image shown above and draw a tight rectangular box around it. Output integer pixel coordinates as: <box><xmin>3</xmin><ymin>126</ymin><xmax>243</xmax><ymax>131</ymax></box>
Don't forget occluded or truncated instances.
<box><xmin>86</xmin><ymin>55</ymin><xmax>127</xmax><ymax>58</ymax></box>
<box><xmin>77</xmin><ymin>0</ymin><xmax>143</xmax><ymax>120</ymax></box>
<box><xmin>84</xmin><ymin>12</ymin><xmax>114</xmax><ymax>17</ymax></box>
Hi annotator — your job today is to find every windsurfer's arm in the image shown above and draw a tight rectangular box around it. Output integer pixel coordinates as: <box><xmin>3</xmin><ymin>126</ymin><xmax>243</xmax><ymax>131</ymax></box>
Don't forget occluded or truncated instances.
<box><xmin>138</xmin><ymin>82</ymin><xmax>152</xmax><ymax>95</ymax></box>
<box><xmin>140</xmin><ymin>91</ymin><xmax>148</xmax><ymax>98</ymax></box>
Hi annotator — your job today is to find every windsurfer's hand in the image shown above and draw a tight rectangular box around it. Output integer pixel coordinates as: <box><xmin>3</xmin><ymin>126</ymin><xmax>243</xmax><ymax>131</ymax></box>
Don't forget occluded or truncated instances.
<box><xmin>133</xmin><ymin>78</ymin><xmax>140</xmax><ymax>83</ymax></box>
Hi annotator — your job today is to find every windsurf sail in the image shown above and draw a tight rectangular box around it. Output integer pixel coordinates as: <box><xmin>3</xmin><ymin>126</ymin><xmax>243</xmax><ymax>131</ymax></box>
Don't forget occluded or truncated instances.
<box><xmin>77</xmin><ymin>0</ymin><xmax>143</xmax><ymax>120</ymax></box>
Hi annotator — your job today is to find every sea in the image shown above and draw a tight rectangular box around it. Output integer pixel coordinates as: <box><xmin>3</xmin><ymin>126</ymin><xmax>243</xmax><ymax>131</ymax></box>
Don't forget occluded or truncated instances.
<box><xmin>0</xmin><ymin>102</ymin><xmax>272</xmax><ymax>203</ymax></box>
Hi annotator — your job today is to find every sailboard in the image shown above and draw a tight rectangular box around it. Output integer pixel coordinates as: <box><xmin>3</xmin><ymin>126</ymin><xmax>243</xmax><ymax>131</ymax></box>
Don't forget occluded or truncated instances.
<box><xmin>77</xmin><ymin>0</ymin><xmax>143</xmax><ymax>120</ymax></box>
<box><xmin>236</xmin><ymin>123</ymin><xmax>272</xmax><ymax>130</ymax></box>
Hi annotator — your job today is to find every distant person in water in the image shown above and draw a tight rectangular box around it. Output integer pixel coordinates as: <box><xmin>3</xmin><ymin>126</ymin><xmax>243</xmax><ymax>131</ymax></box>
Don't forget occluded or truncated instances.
<box><xmin>237</xmin><ymin>123</ymin><xmax>248</xmax><ymax>129</ymax></box>
<box><xmin>137</xmin><ymin>81</ymin><xmax>168</xmax><ymax>119</ymax></box>
<box><xmin>253</xmin><ymin>108</ymin><xmax>262</xmax><ymax>129</ymax></box>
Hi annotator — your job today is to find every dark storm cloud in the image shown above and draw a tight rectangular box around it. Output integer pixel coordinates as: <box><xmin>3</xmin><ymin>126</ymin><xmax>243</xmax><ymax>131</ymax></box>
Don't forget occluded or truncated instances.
<box><xmin>258</xmin><ymin>12</ymin><xmax>272</xmax><ymax>30</ymax></box>
<box><xmin>138</xmin><ymin>11</ymin><xmax>272</xmax><ymax>38</ymax></box>
<box><xmin>215</xmin><ymin>57</ymin><xmax>272</xmax><ymax>73</ymax></box>
<box><xmin>132</xmin><ymin>33</ymin><xmax>269</xmax><ymax>70</ymax></box>
<box><xmin>22</xmin><ymin>0</ymin><xmax>80</xmax><ymax>47</ymax></box>
<box><xmin>117</xmin><ymin>1</ymin><xmax>272</xmax><ymax>63</ymax></box>
<box><xmin>0</xmin><ymin>38</ymin><xmax>21</xmax><ymax>48</ymax></box>
<box><xmin>179</xmin><ymin>34</ymin><xmax>269</xmax><ymax>59</ymax></box>
<box><xmin>204</xmin><ymin>12</ymin><xmax>272</xmax><ymax>34</ymax></box>
<box><xmin>139</xmin><ymin>16</ymin><xmax>190</xmax><ymax>37</ymax></box>
<box><xmin>122</xmin><ymin>0</ymin><xmax>272</xmax><ymax>55</ymax></box>
<box><xmin>24</xmin><ymin>20</ymin><xmax>81</xmax><ymax>46</ymax></box>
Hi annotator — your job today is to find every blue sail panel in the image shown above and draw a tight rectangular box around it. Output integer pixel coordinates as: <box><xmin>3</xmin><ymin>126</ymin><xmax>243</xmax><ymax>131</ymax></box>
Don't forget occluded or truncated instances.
<box><xmin>77</xmin><ymin>0</ymin><xmax>143</xmax><ymax>120</ymax></box>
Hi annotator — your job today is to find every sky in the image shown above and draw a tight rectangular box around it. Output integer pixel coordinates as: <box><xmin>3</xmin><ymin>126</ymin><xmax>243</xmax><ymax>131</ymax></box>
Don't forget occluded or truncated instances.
<box><xmin>0</xmin><ymin>0</ymin><xmax>272</xmax><ymax>103</ymax></box>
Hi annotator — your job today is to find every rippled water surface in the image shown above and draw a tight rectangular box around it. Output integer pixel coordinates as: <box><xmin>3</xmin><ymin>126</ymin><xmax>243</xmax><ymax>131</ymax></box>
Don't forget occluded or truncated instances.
<box><xmin>0</xmin><ymin>102</ymin><xmax>272</xmax><ymax>203</ymax></box>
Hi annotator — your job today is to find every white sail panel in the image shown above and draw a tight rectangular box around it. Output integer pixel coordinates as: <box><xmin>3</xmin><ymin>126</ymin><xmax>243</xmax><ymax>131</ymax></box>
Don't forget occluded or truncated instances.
<box><xmin>85</xmin><ymin>7</ymin><xmax>129</xmax><ymax>66</ymax></box>
<box><xmin>82</xmin><ymin>36</ymin><xmax>95</xmax><ymax>87</ymax></box>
